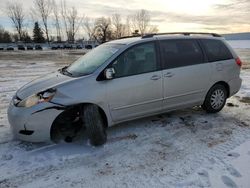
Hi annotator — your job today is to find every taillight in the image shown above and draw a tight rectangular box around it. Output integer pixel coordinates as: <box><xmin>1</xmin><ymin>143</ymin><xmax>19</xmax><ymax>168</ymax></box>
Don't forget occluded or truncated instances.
<box><xmin>235</xmin><ymin>57</ymin><xmax>242</xmax><ymax>67</ymax></box>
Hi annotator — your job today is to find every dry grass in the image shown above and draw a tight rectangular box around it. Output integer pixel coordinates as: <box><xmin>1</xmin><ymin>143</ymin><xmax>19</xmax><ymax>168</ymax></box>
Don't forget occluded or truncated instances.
<box><xmin>0</xmin><ymin>50</ymin><xmax>86</xmax><ymax>64</ymax></box>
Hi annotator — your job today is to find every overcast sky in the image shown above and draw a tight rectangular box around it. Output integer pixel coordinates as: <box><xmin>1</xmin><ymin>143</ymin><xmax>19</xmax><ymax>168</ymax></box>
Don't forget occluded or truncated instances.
<box><xmin>0</xmin><ymin>0</ymin><xmax>249</xmax><ymax>35</ymax></box>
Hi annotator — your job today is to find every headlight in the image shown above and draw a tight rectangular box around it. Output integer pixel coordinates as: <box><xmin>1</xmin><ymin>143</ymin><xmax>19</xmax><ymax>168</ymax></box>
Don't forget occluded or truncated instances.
<box><xmin>17</xmin><ymin>89</ymin><xmax>56</xmax><ymax>108</ymax></box>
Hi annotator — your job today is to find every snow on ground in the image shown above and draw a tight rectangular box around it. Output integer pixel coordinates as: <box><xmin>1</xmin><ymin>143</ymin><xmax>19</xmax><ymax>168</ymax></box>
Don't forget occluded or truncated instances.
<box><xmin>180</xmin><ymin>140</ymin><xmax>250</xmax><ymax>188</ymax></box>
<box><xmin>0</xmin><ymin>50</ymin><xmax>250</xmax><ymax>188</ymax></box>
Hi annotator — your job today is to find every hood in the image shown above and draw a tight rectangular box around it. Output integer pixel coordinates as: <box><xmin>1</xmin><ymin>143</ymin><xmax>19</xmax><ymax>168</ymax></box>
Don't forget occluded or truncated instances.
<box><xmin>16</xmin><ymin>71</ymin><xmax>73</xmax><ymax>99</ymax></box>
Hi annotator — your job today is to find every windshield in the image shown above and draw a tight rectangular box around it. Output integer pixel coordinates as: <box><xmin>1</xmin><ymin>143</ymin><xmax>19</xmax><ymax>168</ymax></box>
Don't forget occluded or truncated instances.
<box><xmin>66</xmin><ymin>44</ymin><xmax>124</xmax><ymax>77</ymax></box>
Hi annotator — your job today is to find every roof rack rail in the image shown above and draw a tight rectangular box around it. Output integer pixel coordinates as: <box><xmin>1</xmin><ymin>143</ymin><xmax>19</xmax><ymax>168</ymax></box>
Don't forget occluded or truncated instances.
<box><xmin>142</xmin><ymin>32</ymin><xmax>222</xmax><ymax>38</ymax></box>
<box><xmin>118</xmin><ymin>35</ymin><xmax>141</xmax><ymax>39</ymax></box>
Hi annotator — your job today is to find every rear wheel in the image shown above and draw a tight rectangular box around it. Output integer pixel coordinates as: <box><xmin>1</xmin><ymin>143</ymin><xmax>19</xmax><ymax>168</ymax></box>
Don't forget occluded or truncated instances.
<box><xmin>83</xmin><ymin>105</ymin><xmax>107</xmax><ymax>146</ymax></box>
<box><xmin>202</xmin><ymin>84</ymin><xmax>228</xmax><ymax>113</ymax></box>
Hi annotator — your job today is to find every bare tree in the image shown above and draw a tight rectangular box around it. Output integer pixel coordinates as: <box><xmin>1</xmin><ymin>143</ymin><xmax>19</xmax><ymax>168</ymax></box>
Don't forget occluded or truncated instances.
<box><xmin>94</xmin><ymin>17</ymin><xmax>112</xmax><ymax>43</ymax></box>
<box><xmin>132</xmin><ymin>9</ymin><xmax>149</xmax><ymax>35</ymax></box>
<box><xmin>61</xmin><ymin>0</ymin><xmax>83</xmax><ymax>42</ymax></box>
<box><xmin>131</xmin><ymin>9</ymin><xmax>158</xmax><ymax>35</ymax></box>
<box><xmin>29</xmin><ymin>11</ymin><xmax>37</xmax><ymax>26</ymax></box>
<box><xmin>6</xmin><ymin>2</ymin><xmax>25</xmax><ymax>40</ymax></box>
<box><xmin>52</xmin><ymin>0</ymin><xmax>61</xmax><ymax>41</ymax></box>
<box><xmin>33</xmin><ymin>0</ymin><xmax>52</xmax><ymax>43</ymax></box>
<box><xmin>61</xmin><ymin>0</ymin><xmax>69</xmax><ymax>41</ymax></box>
<box><xmin>148</xmin><ymin>25</ymin><xmax>159</xmax><ymax>33</ymax></box>
<box><xmin>83</xmin><ymin>17</ymin><xmax>96</xmax><ymax>40</ymax></box>
<box><xmin>112</xmin><ymin>13</ymin><xmax>124</xmax><ymax>39</ymax></box>
<box><xmin>67</xmin><ymin>7</ymin><xmax>83</xmax><ymax>42</ymax></box>
<box><xmin>124</xmin><ymin>16</ymin><xmax>132</xmax><ymax>36</ymax></box>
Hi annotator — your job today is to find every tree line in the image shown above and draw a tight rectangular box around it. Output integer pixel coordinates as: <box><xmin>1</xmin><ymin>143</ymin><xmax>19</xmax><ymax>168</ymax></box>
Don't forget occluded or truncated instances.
<box><xmin>1</xmin><ymin>0</ymin><xmax>158</xmax><ymax>44</ymax></box>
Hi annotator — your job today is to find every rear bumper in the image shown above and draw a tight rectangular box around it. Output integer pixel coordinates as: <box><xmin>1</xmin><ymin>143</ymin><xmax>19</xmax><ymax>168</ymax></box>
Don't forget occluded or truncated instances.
<box><xmin>228</xmin><ymin>77</ymin><xmax>242</xmax><ymax>97</ymax></box>
<box><xmin>8</xmin><ymin>102</ymin><xmax>64</xmax><ymax>142</ymax></box>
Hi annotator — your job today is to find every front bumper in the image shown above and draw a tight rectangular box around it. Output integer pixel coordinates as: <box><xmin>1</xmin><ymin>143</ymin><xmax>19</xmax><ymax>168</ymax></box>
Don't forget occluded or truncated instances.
<box><xmin>8</xmin><ymin>101</ymin><xmax>65</xmax><ymax>142</ymax></box>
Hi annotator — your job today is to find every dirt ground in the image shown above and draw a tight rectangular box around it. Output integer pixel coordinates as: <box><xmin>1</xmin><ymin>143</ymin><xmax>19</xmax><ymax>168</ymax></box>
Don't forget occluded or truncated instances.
<box><xmin>0</xmin><ymin>50</ymin><xmax>86</xmax><ymax>65</ymax></box>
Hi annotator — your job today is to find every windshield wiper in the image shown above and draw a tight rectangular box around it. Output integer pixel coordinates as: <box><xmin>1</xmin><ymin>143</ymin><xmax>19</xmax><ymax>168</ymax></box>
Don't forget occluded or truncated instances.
<box><xmin>59</xmin><ymin>66</ymin><xmax>73</xmax><ymax>76</ymax></box>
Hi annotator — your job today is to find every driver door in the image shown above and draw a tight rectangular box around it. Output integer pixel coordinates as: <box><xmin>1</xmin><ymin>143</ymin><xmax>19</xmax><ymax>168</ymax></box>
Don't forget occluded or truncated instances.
<box><xmin>105</xmin><ymin>42</ymin><xmax>163</xmax><ymax>122</ymax></box>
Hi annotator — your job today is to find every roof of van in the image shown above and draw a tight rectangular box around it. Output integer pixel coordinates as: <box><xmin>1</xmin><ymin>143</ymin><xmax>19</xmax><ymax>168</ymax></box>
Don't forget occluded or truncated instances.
<box><xmin>108</xmin><ymin>33</ymin><xmax>224</xmax><ymax>45</ymax></box>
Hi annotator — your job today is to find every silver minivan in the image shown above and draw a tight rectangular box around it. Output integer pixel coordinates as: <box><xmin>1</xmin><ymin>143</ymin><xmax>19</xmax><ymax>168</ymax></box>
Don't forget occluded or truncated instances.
<box><xmin>8</xmin><ymin>33</ymin><xmax>242</xmax><ymax>146</ymax></box>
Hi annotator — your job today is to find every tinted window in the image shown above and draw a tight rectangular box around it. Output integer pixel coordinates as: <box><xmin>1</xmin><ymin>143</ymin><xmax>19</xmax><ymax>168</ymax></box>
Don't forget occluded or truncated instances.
<box><xmin>160</xmin><ymin>39</ymin><xmax>204</xmax><ymax>69</ymax></box>
<box><xmin>201</xmin><ymin>39</ymin><xmax>233</xmax><ymax>62</ymax></box>
<box><xmin>112</xmin><ymin>42</ymin><xmax>158</xmax><ymax>78</ymax></box>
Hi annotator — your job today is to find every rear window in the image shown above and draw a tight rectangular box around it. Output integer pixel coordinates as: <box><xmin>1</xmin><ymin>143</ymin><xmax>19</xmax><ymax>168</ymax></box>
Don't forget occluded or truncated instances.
<box><xmin>160</xmin><ymin>39</ymin><xmax>204</xmax><ymax>69</ymax></box>
<box><xmin>201</xmin><ymin>39</ymin><xmax>233</xmax><ymax>62</ymax></box>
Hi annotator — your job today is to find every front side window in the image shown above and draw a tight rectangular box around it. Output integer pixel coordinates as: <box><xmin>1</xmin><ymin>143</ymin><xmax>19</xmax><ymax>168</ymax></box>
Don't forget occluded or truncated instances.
<box><xmin>160</xmin><ymin>39</ymin><xmax>204</xmax><ymax>69</ymax></box>
<box><xmin>201</xmin><ymin>39</ymin><xmax>233</xmax><ymax>62</ymax></box>
<box><xmin>112</xmin><ymin>42</ymin><xmax>158</xmax><ymax>78</ymax></box>
<box><xmin>66</xmin><ymin>44</ymin><xmax>124</xmax><ymax>77</ymax></box>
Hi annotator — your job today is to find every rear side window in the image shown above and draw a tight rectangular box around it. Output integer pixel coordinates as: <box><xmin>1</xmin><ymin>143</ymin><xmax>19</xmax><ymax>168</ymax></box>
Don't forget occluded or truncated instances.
<box><xmin>160</xmin><ymin>39</ymin><xmax>204</xmax><ymax>69</ymax></box>
<box><xmin>201</xmin><ymin>39</ymin><xmax>233</xmax><ymax>62</ymax></box>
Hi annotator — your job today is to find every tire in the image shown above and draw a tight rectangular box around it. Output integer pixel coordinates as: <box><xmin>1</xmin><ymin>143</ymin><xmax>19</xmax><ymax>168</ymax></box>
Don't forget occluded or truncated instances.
<box><xmin>202</xmin><ymin>84</ymin><xmax>228</xmax><ymax>113</ymax></box>
<box><xmin>83</xmin><ymin>105</ymin><xmax>107</xmax><ymax>146</ymax></box>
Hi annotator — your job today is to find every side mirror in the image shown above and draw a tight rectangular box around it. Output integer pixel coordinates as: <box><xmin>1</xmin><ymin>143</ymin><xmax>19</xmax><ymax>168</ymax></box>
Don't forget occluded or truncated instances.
<box><xmin>104</xmin><ymin>68</ymin><xmax>115</xmax><ymax>80</ymax></box>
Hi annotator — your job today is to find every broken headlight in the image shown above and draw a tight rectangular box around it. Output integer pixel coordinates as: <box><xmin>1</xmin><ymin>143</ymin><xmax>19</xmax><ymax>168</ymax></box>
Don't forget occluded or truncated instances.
<box><xmin>17</xmin><ymin>89</ymin><xmax>56</xmax><ymax>108</ymax></box>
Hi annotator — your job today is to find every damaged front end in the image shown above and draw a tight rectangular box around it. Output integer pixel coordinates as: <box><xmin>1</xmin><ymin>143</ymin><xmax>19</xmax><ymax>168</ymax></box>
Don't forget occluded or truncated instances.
<box><xmin>50</xmin><ymin>105</ymin><xmax>86</xmax><ymax>143</ymax></box>
<box><xmin>8</xmin><ymin>99</ymin><xmax>66</xmax><ymax>142</ymax></box>
<box><xmin>8</xmin><ymin>70</ymin><xmax>88</xmax><ymax>143</ymax></box>
<box><xmin>8</xmin><ymin>98</ymin><xmax>86</xmax><ymax>143</ymax></box>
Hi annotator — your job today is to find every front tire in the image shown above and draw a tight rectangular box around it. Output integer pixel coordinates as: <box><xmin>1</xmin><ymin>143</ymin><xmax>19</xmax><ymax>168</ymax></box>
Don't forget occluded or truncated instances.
<box><xmin>202</xmin><ymin>84</ymin><xmax>228</xmax><ymax>113</ymax></box>
<box><xmin>83</xmin><ymin>105</ymin><xmax>107</xmax><ymax>146</ymax></box>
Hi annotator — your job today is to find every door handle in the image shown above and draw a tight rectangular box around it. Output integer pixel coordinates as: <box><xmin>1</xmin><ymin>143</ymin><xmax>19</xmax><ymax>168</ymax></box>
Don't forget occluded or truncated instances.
<box><xmin>151</xmin><ymin>75</ymin><xmax>161</xmax><ymax>80</ymax></box>
<box><xmin>164</xmin><ymin>72</ymin><xmax>174</xmax><ymax>78</ymax></box>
